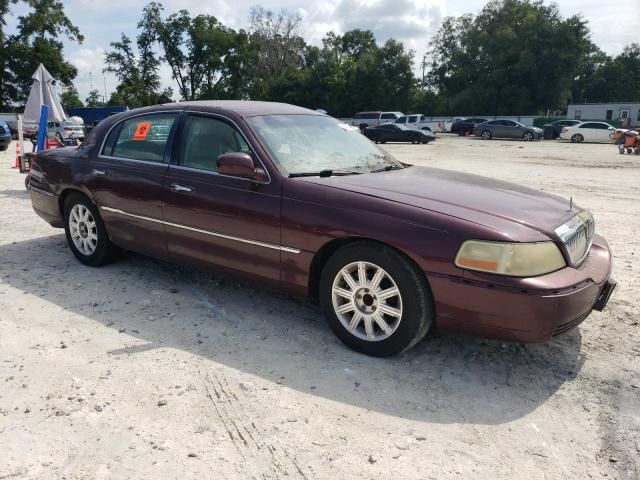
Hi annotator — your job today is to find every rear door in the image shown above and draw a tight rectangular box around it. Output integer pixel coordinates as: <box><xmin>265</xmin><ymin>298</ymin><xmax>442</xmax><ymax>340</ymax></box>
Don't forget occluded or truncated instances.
<box><xmin>161</xmin><ymin>112</ymin><xmax>282</xmax><ymax>284</ymax></box>
<box><xmin>501</xmin><ymin>120</ymin><xmax>520</xmax><ymax>138</ymax></box>
<box><xmin>87</xmin><ymin>111</ymin><xmax>179</xmax><ymax>259</ymax></box>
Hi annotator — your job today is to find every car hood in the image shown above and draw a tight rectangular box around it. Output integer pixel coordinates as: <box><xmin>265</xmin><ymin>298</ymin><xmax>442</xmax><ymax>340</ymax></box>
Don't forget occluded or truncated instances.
<box><xmin>299</xmin><ymin>166</ymin><xmax>578</xmax><ymax>239</ymax></box>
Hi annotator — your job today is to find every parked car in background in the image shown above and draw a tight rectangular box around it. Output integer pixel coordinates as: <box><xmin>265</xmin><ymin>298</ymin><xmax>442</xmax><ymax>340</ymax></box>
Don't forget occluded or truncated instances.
<box><xmin>47</xmin><ymin>120</ymin><xmax>85</xmax><ymax>141</ymax></box>
<box><xmin>559</xmin><ymin>121</ymin><xmax>616</xmax><ymax>143</ymax></box>
<box><xmin>27</xmin><ymin>101</ymin><xmax>615</xmax><ymax>357</ymax></box>
<box><xmin>548</xmin><ymin>119</ymin><xmax>581</xmax><ymax>139</ymax></box>
<box><xmin>352</xmin><ymin>111</ymin><xmax>403</xmax><ymax>131</ymax></box>
<box><xmin>443</xmin><ymin>117</ymin><xmax>465</xmax><ymax>132</ymax></box>
<box><xmin>23</xmin><ymin>121</ymin><xmax>38</xmax><ymax>139</ymax></box>
<box><xmin>364</xmin><ymin>124</ymin><xmax>435</xmax><ymax>144</ymax></box>
<box><xmin>394</xmin><ymin>114</ymin><xmax>436</xmax><ymax>132</ymax></box>
<box><xmin>473</xmin><ymin>120</ymin><xmax>543</xmax><ymax>141</ymax></box>
<box><xmin>0</xmin><ymin>120</ymin><xmax>11</xmax><ymax>151</ymax></box>
<box><xmin>450</xmin><ymin>118</ymin><xmax>489</xmax><ymax>136</ymax></box>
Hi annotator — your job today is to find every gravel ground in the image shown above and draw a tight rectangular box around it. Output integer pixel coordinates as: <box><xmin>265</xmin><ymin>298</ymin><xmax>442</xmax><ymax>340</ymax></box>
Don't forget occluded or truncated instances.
<box><xmin>0</xmin><ymin>135</ymin><xmax>638</xmax><ymax>479</ymax></box>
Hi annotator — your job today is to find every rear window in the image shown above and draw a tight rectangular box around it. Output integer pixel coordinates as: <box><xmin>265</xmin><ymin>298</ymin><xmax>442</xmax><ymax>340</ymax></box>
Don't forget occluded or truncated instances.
<box><xmin>102</xmin><ymin>113</ymin><xmax>177</xmax><ymax>163</ymax></box>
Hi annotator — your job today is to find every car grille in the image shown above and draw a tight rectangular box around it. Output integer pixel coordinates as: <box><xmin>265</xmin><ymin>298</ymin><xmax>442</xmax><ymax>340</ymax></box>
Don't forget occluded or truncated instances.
<box><xmin>553</xmin><ymin>312</ymin><xmax>590</xmax><ymax>337</ymax></box>
<box><xmin>554</xmin><ymin>210</ymin><xmax>595</xmax><ymax>266</ymax></box>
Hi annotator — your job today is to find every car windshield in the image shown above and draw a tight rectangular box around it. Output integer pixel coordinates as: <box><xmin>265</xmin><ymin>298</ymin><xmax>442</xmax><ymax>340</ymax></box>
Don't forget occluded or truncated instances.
<box><xmin>246</xmin><ymin>114</ymin><xmax>404</xmax><ymax>175</ymax></box>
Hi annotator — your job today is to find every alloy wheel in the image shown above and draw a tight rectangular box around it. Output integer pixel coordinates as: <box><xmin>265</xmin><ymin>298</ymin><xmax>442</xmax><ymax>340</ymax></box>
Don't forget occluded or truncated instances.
<box><xmin>331</xmin><ymin>261</ymin><xmax>403</xmax><ymax>342</ymax></box>
<box><xmin>69</xmin><ymin>204</ymin><xmax>98</xmax><ymax>256</ymax></box>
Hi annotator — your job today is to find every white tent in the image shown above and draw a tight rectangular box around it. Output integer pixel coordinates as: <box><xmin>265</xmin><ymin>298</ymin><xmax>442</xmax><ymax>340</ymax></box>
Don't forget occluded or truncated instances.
<box><xmin>23</xmin><ymin>64</ymin><xmax>66</xmax><ymax>122</ymax></box>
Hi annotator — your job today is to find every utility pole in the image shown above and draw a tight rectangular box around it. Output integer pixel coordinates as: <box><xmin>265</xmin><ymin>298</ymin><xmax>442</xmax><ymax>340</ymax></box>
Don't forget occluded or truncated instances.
<box><xmin>421</xmin><ymin>55</ymin><xmax>427</xmax><ymax>91</ymax></box>
<box><xmin>89</xmin><ymin>71</ymin><xmax>93</xmax><ymax>92</ymax></box>
<box><xmin>103</xmin><ymin>72</ymin><xmax>107</xmax><ymax>104</ymax></box>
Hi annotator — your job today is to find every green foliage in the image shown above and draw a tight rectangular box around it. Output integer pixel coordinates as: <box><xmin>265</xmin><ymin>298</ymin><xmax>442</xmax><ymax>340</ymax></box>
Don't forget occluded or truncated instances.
<box><xmin>0</xmin><ymin>0</ymin><xmax>82</xmax><ymax>109</ymax></box>
<box><xmin>572</xmin><ymin>44</ymin><xmax>640</xmax><ymax>103</ymax></box>
<box><xmin>427</xmin><ymin>0</ymin><xmax>594</xmax><ymax>115</ymax></box>
<box><xmin>85</xmin><ymin>89</ymin><xmax>103</xmax><ymax>107</ymax></box>
<box><xmin>60</xmin><ymin>85</ymin><xmax>83</xmax><ymax>107</ymax></box>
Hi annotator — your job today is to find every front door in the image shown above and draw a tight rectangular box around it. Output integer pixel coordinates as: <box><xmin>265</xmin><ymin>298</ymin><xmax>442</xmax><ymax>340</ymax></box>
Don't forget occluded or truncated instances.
<box><xmin>87</xmin><ymin>111</ymin><xmax>179</xmax><ymax>259</ymax></box>
<box><xmin>162</xmin><ymin>112</ymin><xmax>282</xmax><ymax>285</ymax></box>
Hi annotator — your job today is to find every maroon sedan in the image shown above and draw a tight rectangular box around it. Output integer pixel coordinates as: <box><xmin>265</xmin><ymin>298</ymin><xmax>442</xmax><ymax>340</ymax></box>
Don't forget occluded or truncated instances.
<box><xmin>27</xmin><ymin>101</ymin><xmax>615</xmax><ymax>356</ymax></box>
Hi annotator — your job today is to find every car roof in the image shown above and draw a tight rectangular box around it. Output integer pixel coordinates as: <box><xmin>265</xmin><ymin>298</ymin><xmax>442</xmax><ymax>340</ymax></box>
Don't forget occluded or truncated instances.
<box><xmin>129</xmin><ymin>100</ymin><xmax>322</xmax><ymax>118</ymax></box>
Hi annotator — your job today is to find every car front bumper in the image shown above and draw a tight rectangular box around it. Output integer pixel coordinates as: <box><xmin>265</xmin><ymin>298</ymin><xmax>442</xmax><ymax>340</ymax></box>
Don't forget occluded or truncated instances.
<box><xmin>428</xmin><ymin>234</ymin><xmax>614</xmax><ymax>342</ymax></box>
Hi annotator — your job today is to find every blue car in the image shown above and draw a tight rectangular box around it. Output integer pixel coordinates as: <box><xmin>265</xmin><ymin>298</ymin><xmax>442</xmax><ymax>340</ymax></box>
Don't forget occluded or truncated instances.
<box><xmin>0</xmin><ymin>120</ymin><xmax>11</xmax><ymax>151</ymax></box>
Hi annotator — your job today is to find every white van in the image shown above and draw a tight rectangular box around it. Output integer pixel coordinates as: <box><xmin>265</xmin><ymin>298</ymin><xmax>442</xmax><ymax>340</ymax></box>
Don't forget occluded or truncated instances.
<box><xmin>352</xmin><ymin>111</ymin><xmax>403</xmax><ymax>131</ymax></box>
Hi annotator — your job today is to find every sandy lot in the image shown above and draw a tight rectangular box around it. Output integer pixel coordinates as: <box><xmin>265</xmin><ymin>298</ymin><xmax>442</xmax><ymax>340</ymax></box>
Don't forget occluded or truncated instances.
<box><xmin>0</xmin><ymin>135</ymin><xmax>638</xmax><ymax>479</ymax></box>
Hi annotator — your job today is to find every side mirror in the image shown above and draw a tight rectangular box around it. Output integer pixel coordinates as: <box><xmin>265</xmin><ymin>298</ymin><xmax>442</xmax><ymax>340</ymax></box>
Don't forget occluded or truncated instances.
<box><xmin>217</xmin><ymin>152</ymin><xmax>267</xmax><ymax>182</ymax></box>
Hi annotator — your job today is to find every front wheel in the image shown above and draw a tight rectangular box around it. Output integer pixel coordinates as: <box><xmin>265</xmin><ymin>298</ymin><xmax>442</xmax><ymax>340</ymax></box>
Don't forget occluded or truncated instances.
<box><xmin>523</xmin><ymin>132</ymin><xmax>534</xmax><ymax>141</ymax></box>
<box><xmin>319</xmin><ymin>242</ymin><xmax>433</xmax><ymax>356</ymax></box>
<box><xmin>63</xmin><ymin>193</ymin><xmax>117</xmax><ymax>266</ymax></box>
<box><xmin>571</xmin><ymin>134</ymin><xmax>584</xmax><ymax>143</ymax></box>
<box><xmin>481</xmin><ymin>130</ymin><xmax>492</xmax><ymax>140</ymax></box>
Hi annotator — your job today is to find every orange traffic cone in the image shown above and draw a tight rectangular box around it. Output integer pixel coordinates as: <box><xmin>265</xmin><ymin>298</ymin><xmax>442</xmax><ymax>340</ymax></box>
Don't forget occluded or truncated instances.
<box><xmin>13</xmin><ymin>141</ymin><xmax>20</xmax><ymax>169</ymax></box>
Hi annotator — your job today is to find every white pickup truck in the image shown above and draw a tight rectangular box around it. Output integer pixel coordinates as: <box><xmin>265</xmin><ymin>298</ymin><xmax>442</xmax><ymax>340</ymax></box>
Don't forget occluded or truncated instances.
<box><xmin>394</xmin><ymin>114</ymin><xmax>443</xmax><ymax>133</ymax></box>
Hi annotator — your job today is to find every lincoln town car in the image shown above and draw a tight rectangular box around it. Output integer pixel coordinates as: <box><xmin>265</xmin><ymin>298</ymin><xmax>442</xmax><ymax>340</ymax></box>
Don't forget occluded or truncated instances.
<box><xmin>27</xmin><ymin>101</ymin><xmax>615</xmax><ymax>356</ymax></box>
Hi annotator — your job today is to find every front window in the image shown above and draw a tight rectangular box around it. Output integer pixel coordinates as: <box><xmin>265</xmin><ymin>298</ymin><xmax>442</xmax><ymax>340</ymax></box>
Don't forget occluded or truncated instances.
<box><xmin>246</xmin><ymin>114</ymin><xmax>403</xmax><ymax>176</ymax></box>
<box><xmin>178</xmin><ymin>115</ymin><xmax>250</xmax><ymax>172</ymax></box>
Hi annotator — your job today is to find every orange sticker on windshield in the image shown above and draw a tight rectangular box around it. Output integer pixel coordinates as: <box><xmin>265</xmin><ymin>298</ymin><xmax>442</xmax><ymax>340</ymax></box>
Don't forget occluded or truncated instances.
<box><xmin>133</xmin><ymin>122</ymin><xmax>152</xmax><ymax>141</ymax></box>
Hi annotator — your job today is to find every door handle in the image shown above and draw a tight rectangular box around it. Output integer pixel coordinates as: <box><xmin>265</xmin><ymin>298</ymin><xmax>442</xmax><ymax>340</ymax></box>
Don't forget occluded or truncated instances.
<box><xmin>170</xmin><ymin>183</ymin><xmax>193</xmax><ymax>193</ymax></box>
<box><xmin>91</xmin><ymin>169</ymin><xmax>106</xmax><ymax>176</ymax></box>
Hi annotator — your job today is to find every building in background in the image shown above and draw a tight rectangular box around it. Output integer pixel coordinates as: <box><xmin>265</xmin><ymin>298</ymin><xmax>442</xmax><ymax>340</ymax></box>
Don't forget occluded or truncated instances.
<box><xmin>567</xmin><ymin>102</ymin><xmax>640</xmax><ymax>128</ymax></box>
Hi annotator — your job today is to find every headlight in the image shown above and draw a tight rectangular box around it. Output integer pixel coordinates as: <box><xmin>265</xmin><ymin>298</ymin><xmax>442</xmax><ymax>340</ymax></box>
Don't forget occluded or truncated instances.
<box><xmin>455</xmin><ymin>240</ymin><xmax>566</xmax><ymax>276</ymax></box>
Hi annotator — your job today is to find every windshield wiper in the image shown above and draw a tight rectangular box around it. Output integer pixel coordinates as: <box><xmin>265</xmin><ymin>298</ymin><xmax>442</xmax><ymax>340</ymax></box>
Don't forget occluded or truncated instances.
<box><xmin>288</xmin><ymin>168</ymin><xmax>364</xmax><ymax>178</ymax></box>
<box><xmin>370</xmin><ymin>164</ymin><xmax>406</xmax><ymax>173</ymax></box>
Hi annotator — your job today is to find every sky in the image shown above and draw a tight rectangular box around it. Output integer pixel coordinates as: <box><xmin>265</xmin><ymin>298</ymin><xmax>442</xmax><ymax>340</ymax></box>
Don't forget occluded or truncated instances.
<box><xmin>5</xmin><ymin>0</ymin><xmax>639</xmax><ymax>102</ymax></box>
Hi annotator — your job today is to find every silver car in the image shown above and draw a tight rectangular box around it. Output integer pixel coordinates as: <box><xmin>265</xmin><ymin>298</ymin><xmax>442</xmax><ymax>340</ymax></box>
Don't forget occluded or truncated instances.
<box><xmin>472</xmin><ymin>119</ymin><xmax>543</xmax><ymax>141</ymax></box>
<box><xmin>47</xmin><ymin>120</ymin><xmax>85</xmax><ymax>141</ymax></box>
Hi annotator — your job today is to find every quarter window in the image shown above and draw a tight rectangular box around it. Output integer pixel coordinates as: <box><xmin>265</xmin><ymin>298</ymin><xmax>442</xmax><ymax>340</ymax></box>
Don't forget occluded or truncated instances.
<box><xmin>178</xmin><ymin>115</ymin><xmax>250</xmax><ymax>172</ymax></box>
<box><xmin>103</xmin><ymin>113</ymin><xmax>177</xmax><ymax>163</ymax></box>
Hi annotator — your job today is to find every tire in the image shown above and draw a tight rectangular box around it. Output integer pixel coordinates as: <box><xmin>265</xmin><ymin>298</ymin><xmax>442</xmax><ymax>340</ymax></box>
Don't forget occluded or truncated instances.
<box><xmin>63</xmin><ymin>193</ymin><xmax>117</xmax><ymax>266</ymax></box>
<box><xmin>571</xmin><ymin>134</ymin><xmax>583</xmax><ymax>143</ymax></box>
<box><xmin>25</xmin><ymin>175</ymin><xmax>30</xmax><ymax>190</ymax></box>
<box><xmin>411</xmin><ymin>135</ymin><xmax>420</xmax><ymax>144</ymax></box>
<box><xmin>319</xmin><ymin>242</ymin><xmax>433</xmax><ymax>357</ymax></box>
<box><xmin>421</xmin><ymin>127</ymin><xmax>431</xmax><ymax>132</ymax></box>
<box><xmin>0</xmin><ymin>145</ymin><xmax>7</xmax><ymax>151</ymax></box>
<box><xmin>523</xmin><ymin>132</ymin><xmax>534</xmax><ymax>141</ymax></box>
<box><xmin>55</xmin><ymin>132</ymin><xmax>64</xmax><ymax>142</ymax></box>
<box><xmin>481</xmin><ymin>130</ymin><xmax>492</xmax><ymax>140</ymax></box>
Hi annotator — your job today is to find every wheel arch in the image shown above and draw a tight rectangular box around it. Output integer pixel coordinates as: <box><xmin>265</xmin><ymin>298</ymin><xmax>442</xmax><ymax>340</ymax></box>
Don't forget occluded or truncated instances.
<box><xmin>307</xmin><ymin>236</ymin><xmax>431</xmax><ymax>304</ymax></box>
<box><xmin>58</xmin><ymin>187</ymin><xmax>93</xmax><ymax>217</ymax></box>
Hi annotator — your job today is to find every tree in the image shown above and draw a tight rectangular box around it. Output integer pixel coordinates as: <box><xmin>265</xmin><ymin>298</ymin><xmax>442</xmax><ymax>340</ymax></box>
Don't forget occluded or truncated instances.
<box><xmin>0</xmin><ymin>0</ymin><xmax>83</xmax><ymax>109</ymax></box>
<box><xmin>85</xmin><ymin>89</ymin><xmax>103</xmax><ymax>107</ymax></box>
<box><xmin>573</xmin><ymin>43</ymin><xmax>640</xmax><ymax>103</ymax></box>
<box><xmin>141</xmin><ymin>3</ymin><xmax>241</xmax><ymax>101</ymax></box>
<box><xmin>60</xmin><ymin>85</ymin><xmax>83</xmax><ymax>107</ymax></box>
<box><xmin>427</xmin><ymin>0</ymin><xmax>594</xmax><ymax>114</ymax></box>
<box><xmin>246</xmin><ymin>7</ymin><xmax>306</xmax><ymax>99</ymax></box>
<box><xmin>104</xmin><ymin>3</ymin><xmax>173</xmax><ymax>106</ymax></box>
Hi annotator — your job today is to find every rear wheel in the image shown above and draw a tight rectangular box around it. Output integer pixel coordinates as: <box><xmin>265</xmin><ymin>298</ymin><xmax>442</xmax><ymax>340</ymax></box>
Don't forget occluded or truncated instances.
<box><xmin>319</xmin><ymin>242</ymin><xmax>433</xmax><ymax>356</ymax></box>
<box><xmin>63</xmin><ymin>193</ymin><xmax>117</xmax><ymax>266</ymax></box>
<box><xmin>571</xmin><ymin>134</ymin><xmax>584</xmax><ymax>143</ymax></box>
<box><xmin>481</xmin><ymin>130</ymin><xmax>492</xmax><ymax>140</ymax></box>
